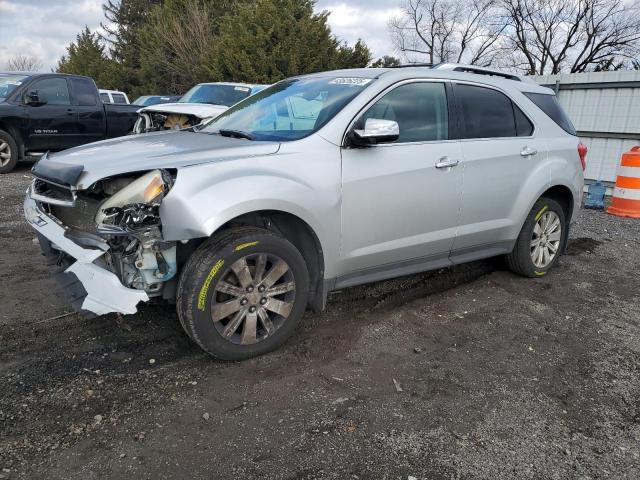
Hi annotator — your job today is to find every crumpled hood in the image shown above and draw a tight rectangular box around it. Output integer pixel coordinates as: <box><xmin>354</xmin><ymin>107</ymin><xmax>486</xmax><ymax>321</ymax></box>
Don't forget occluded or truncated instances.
<box><xmin>36</xmin><ymin>130</ymin><xmax>280</xmax><ymax>189</ymax></box>
<box><xmin>138</xmin><ymin>102</ymin><xmax>228</xmax><ymax>119</ymax></box>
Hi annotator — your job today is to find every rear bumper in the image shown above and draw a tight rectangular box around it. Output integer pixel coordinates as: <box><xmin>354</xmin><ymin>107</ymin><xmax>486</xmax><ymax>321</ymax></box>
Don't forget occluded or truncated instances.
<box><xmin>24</xmin><ymin>191</ymin><xmax>149</xmax><ymax>316</ymax></box>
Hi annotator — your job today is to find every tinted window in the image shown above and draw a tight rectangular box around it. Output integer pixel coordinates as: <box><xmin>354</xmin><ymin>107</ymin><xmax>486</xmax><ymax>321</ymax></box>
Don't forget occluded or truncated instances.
<box><xmin>29</xmin><ymin>78</ymin><xmax>70</xmax><ymax>105</ymax></box>
<box><xmin>100</xmin><ymin>93</ymin><xmax>111</xmax><ymax>103</ymax></box>
<box><xmin>112</xmin><ymin>93</ymin><xmax>127</xmax><ymax>104</ymax></box>
<box><xmin>358</xmin><ymin>82</ymin><xmax>449</xmax><ymax>143</ymax></box>
<box><xmin>457</xmin><ymin>84</ymin><xmax>516</xmax><ymax>138</ymax></box>
<box><xmin>514</xmin><ymin>103</ymin><xmax>534</xmax><ymax>136</ymax></box>
<box><xmin>524</xmin><ymin>92</ymin><xmax>576</xmax><ymax>135</ymax></box>
<box><xmin>71</xmin><ymin>78</ymin><xmax>97</xmax><ymax>106</ymax></box>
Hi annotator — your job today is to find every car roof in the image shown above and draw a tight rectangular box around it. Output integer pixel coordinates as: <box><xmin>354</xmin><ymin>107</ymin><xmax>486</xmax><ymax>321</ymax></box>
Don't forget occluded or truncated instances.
<box><xmin>293</xmin><ymin>64</ymin><xmax>553</xmax><ymax>94</ymax></box>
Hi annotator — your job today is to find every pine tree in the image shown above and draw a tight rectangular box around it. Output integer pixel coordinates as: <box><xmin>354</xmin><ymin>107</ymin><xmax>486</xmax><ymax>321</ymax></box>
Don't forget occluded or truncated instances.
<box><xmin>57</xmin><ymin>27</ymin><xmax>117</xmax><ymax>88</ymax></box>
<box><xmin>215</xmin><ymin>0</ymin><xmax>372</xmax><ymax>84</ymax></box>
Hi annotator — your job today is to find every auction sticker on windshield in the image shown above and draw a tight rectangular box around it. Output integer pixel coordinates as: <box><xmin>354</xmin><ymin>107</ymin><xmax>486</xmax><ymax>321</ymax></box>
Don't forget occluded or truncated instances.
<box><xmin>329</xmin><ymin>78</ymin><xmax>372</xmax><ymax>86</ymax></box>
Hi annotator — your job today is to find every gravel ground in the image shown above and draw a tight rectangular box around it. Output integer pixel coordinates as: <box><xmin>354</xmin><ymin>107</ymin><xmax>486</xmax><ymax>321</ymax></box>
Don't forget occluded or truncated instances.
<box><xmin>1</xmin><ymin>165</ymin><xmax>639</xmax><ymax>480</ymax></box>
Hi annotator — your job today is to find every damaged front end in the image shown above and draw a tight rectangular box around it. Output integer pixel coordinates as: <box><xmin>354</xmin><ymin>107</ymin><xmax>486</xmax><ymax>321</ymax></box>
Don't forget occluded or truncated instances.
<box><xmin>133</xmin><ymin>111</ymin><xmax>205</xmax><ymax>134</ymax></box>
<box><xmin>25</xmin><ymin>167</ymin><xmax>179</xmax><ymax>316</ymax></box>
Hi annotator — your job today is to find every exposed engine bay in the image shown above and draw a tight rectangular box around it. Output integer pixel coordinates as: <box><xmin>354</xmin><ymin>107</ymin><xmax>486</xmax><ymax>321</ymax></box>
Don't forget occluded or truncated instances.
<box><xmin>134</xmin><ymin>112</ymin><xmax>202</xmax><ymax>133</ymax></box>
<box><xmin>36</xmin><ymin>169</ymin><xmax>179</xmax><ymax>299</ymax></box>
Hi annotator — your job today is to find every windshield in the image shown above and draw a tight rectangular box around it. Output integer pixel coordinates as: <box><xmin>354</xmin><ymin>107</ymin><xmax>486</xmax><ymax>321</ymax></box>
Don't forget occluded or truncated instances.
<box><xmin>0</xmin><ymin>74</ymin><xmax>28</xmax><ymax>101</ymax></box>
<box><xmin>179</xmin><ymin>84</ymin><xmax>252</xmax><ymax>106</ymax></box>
<box><xmin>199</xmin><ymin>77</ymin><xmax>373</xmax><ymax>142</ymax></box>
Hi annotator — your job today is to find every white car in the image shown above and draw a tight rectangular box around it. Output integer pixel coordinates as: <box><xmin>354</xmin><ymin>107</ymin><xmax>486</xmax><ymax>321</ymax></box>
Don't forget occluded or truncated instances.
<box><xmin>99</xmin><ymin>89</ymin><xmax>130</xmax><ymax>104</ymax></box>
<box><xmin>132</xmin><ymin>82</ymin><xmax>267</xmax><ymax>134</ymax></box>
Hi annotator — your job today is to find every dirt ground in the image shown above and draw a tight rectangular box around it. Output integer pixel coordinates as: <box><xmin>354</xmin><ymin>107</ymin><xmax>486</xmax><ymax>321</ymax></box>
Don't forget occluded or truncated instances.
<box><xmin>1</xmin><ymin>165</ymin><xmax>639</xmax><ymax>480</ymax></box>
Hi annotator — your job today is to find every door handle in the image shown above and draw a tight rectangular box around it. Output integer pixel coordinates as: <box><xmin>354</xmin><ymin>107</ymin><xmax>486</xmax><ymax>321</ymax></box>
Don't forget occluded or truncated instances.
<box><xmin>520</xmin><ymin>146</ymin><xmax>538</xmax><ymax>157</ymax></box>
<box><xmin>435</xmin><ymin>157</ymin><xmax>460</xmax><ymax>169</ymax></box>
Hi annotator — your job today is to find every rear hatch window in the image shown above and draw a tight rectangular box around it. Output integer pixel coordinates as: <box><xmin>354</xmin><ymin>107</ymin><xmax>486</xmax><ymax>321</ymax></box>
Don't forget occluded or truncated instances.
<box><xmin>524</xmin><ymin>92</ymin><xmax>576</xmax><ymax>136</ymax></box>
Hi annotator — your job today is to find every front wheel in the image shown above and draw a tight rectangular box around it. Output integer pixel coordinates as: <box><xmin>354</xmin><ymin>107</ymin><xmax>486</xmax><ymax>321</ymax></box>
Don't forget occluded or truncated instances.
<box><xmin>0</xmin><ymin>130</ymin><xmax>19</xmax><ymax>174</ymax></box>
<box><xmin>177</xmin><ymin>227</ymin><xmax>309</xmax><ymax>360</ymax></box>
<box><xmin>506</xmin><ymin>197</ymin><xmax>567</xmax><ymax>277</ymax></box>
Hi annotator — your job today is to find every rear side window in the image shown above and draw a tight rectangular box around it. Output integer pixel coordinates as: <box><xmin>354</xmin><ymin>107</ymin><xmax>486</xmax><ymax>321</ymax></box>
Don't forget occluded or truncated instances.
<box><xmin>112</xmin><ymin>93</ymin><xmax>127</xmax><ymax>104</ymax></box>
<box><xmin>358</xmin><ymin>82</ymin><xmax>449</xmax><ymax>143</ymax></box>
<box><xmin>514</xmin><ymin>104</ymin><xmax>534</xmax><ymax>136</ymax></box>
<box><xmin>100</xmin><ymin>93</ymin><xmax>111</xmax><ymax>103</ymax></box>
<box><xmin>457</xmin><ymin>84</ymin><xmax>533</xmax><ymax>138</ymax></box>
<box><xmin>524</xmin><ymin>92</ymin><xmax>576</xmax><ymax>135</ymax></box>
<box><xmin>71</xmin><ymin>78</ymin><xmax>97</xmax><ymax>106</ymax></box>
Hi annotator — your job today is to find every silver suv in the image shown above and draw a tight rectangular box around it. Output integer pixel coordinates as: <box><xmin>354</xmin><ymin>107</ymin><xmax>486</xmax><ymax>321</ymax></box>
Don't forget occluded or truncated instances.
<box><xmin>24</xmin><ymin>64</ymin><xmax>585</xmax><ymax>360</ymax></box>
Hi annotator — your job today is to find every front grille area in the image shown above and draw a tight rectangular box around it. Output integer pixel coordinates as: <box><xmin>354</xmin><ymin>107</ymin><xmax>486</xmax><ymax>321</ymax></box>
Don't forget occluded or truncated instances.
<box><xmin>49</xmin><ymin>196</ymin><xmax>101</xmax><ymax>233</ymax></box>
<box><xmin>33</xmin><ymin>178</ymin><xmax>75</xmax><ymax>205</ymax></box>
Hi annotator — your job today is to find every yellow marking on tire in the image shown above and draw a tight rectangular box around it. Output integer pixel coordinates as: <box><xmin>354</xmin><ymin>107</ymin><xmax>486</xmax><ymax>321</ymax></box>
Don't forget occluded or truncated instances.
<box><xmin>197</xmin><ymin>259</ymin><xmax>224</xmax><ymax>311</ymax></box>
<box><xmin>535</xmin><ymin>205</ymin><xmax>548</xmax><ymax>221</ymax></box>
<box><xmin>234</xmin><ymin>241</ymin><xmax>259</xmax><ymax>252</ymax></box>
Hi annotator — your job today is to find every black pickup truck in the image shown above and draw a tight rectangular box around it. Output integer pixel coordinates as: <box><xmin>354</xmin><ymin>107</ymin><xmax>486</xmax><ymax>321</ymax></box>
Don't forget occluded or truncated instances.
<box><xmin>0</xmin><ymin>72</ymin><xmax>139</xmax><ymax>173</ymax></box>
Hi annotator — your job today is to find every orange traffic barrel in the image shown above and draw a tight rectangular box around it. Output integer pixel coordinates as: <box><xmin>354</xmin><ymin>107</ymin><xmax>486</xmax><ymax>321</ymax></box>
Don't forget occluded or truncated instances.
<box><xmin>608</xmin><ymin>146</ymin><xmax>640</xmax><ymax>218</ymax></box>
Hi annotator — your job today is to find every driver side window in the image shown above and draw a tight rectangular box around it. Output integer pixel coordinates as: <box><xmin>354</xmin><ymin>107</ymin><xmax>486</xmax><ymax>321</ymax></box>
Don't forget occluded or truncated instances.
<box><xmin>358</xmin><ymin>82</ymin><xmax>449</xmax><ymax>143</ymax></box>
<box><xmin>28</xmin><ymin>78</ymin><xmax>70</xmax><ymax>106</ymax></box>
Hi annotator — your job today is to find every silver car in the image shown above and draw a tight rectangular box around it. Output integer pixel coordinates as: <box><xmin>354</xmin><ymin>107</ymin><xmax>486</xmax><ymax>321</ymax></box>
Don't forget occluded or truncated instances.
<box><xmin>24</xmin><ymin>64</ymin><xmax>585</xmax><ymax>360</ymax></box>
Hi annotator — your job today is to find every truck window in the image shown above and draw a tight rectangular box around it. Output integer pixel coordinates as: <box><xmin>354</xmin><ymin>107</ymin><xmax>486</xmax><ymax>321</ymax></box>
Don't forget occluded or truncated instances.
<box><xmin>71</xmin><ymin>78</ymin><xmax>97</xmax><ymax>106</ymax></box>
<box><xmin>29</xmin><ymin>78</ymin><xmax>70</xmax><ymax>106</ymax></box>
<box><xmin>100</xmin><ymin>93</ymin><xmax>111</xmax><ymax>103</ymax></box>
<box><xmin>112</xmin><ymin>93</ymin><xmax>128</xmax><ymax>104</ymax></box>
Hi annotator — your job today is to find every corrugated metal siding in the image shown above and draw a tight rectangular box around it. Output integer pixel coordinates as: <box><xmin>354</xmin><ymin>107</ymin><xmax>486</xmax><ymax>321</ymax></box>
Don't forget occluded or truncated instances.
<box><xmin>558</xmin><ymin>88</ymin><xmax>640</xmax><ymax>135</ymax></box>
<box><xmin>579</xmin><ymin>137</ymin><xmax>640</xmax><ymax>182</ymax></box>
<box><xmin>531</xmin><ymin>71</ymin><xmax>640</xmax><ymax>183</ymax></box>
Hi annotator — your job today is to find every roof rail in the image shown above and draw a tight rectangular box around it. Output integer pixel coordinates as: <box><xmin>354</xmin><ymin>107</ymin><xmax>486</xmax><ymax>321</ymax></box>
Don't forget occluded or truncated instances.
<box><xmin>433</xmin><ymin>63</ymin><xmax>522</xmax><ymax>82</ymax></box>
<box><xmin>390</xmin><ymin>63</ymin><xmax>434</xmax><ymax>68</ymax></box>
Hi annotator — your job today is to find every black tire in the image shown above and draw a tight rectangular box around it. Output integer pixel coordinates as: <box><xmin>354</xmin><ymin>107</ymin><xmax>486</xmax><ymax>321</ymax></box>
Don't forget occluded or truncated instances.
<box><xmin>0</xmin><ymin>130</ymin><xmax>19</xmax><ymax>174</ymax></box>
<box><xmin>177</xmin><ymin>226</ymin><xmax>309</xmax><ymax>360</ymax></box>
<box><xmin>506</xmin><ymin>197</ymin><xmax>567</xmax><ymax>278</ymax></box>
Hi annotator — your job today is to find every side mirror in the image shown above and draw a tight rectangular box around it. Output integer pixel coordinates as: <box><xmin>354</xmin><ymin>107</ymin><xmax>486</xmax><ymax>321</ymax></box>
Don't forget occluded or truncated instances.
<box><xmin>351</xmin><ymin>118</ymin><xmax>399</xmax><ymax>147</ymax></box>
<box><xmin>25</xmin><ymin>90</ymin><xmax>46</xmax><ymax>106</ymax></box>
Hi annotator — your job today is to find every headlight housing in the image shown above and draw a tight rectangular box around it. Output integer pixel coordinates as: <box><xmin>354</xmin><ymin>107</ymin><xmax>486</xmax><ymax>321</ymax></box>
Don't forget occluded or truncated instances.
<box><xmin>95</xmin><ymin>170</ymin><xmax>171</xmax><ymax>227</ymax></box>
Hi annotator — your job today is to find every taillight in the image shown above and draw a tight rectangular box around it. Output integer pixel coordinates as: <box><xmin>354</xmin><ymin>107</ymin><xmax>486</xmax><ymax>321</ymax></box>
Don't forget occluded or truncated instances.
<box><xmin>578</xmin><ymin>142</ymin><xmax>587</xmax><ymax>171</ymax></box>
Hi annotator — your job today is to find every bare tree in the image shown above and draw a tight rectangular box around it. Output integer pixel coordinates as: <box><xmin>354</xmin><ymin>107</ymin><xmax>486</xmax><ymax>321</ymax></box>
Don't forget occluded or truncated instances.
<box><xmin>502</xmin><ymin>0</ymin><xmax>640</xmax><ymax>74</ymax></box>
<box><xmin>5</xmin><ymin>55</ymin><xmax>44</xmax><ymax>72</ymax></box>
<box><xmin>389</xmin><ymin>0</ymin><xmax>506</xmax><ymax>66</ymax></box>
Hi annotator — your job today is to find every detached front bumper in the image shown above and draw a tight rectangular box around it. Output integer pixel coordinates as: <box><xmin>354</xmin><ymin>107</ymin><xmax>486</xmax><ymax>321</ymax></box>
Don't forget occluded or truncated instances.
<box><xmin>24</xmin><ymin>191</ymin><xmax>149</xmax><ymax>316</ymax></box>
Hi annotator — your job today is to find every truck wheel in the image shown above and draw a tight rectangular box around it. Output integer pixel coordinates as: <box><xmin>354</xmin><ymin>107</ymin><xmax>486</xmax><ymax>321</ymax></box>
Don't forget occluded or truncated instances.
<box><xmin>0</xmin><ymin>130</ymin><xmax>18</xmax><ymax>174</ymax></box>
<box><xmin>506</xmin><ymin>197</ymin><xmax>567</xmax><ymax>278</ymax></box>
<box><xmin>177</xmin><ymin>227</ymin><xmax>309</xmax><ymax>360</ymax></box>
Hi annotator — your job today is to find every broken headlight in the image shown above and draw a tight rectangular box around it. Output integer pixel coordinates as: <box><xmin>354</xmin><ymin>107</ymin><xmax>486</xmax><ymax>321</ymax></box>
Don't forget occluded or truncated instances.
<box><xmin>95</xmin><ymin>169</ymin><xmax>173</xmax><ymax>229</ymax></box>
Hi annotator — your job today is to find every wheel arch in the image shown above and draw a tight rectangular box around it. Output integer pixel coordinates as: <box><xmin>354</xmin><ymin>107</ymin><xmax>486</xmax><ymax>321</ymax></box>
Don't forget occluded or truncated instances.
<box><xmin>540</xmin><ymin>184</ymin><xmax>575</xmax><ymax>222</ymax></box>
<box><xmin>0</xmin><ymin>121</ymin><xmax>24</xmax><ymax>159</ymax></box>
<box><xmin>180</xmin><ymin>209</ymin><xmax>327</xmax><ymax>312</ymax></box>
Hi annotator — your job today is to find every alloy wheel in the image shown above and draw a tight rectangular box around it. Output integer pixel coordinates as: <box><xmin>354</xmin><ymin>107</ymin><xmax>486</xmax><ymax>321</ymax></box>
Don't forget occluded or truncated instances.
<box><xmin>530</xmin><ymin>211</ymin><xmax>562</xmax><ymax>268</ymax></box>
<box><xmin>210</xmin><ymin>253</ymin><xmax>296</xmax><ymax>345</ymax></box>
<box><xmin>0</xmin><ymin>141</ymin><xmax>11</xmax><ymax>167</ymax></box>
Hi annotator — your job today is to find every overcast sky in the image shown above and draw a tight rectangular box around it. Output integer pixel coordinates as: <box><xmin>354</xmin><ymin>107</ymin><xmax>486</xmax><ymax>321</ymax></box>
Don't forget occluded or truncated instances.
<box><xmin>0</xmin><ymin>0</ymin><xmax>401</xmax><ymax>72</ymax></box>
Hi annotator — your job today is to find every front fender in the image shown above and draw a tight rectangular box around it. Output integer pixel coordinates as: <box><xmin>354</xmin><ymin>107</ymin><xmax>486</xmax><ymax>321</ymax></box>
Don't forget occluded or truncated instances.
<box><xmin>159</xmin><ymin>157</ymin><xmax>341</xmax><ymax>275</ymax></box>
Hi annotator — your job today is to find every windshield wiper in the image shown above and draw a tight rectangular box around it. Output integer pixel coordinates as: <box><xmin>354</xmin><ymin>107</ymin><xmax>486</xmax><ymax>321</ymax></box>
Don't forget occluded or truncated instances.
<box><xmin>218</xmin><ymin>129</ymin><xmax>255</xmax><ymax>141</ymax></box>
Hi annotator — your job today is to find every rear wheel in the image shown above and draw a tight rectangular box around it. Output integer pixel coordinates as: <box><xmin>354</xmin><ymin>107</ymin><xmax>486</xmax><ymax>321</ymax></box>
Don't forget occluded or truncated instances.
<box><xmin>177</xmin><ymin>227</ymin><xmax>309</xmax><ymax>360</ymax></box>
<box><xmin>0</xmin><ymin>130</ymin><xmax>18</xmax><ymax>174</ymax></box>
<box><xmin>506</xmin><ymin>197</ymin><xmax>567</xmax><ymax>277</ymax></box>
